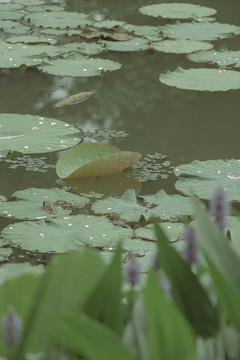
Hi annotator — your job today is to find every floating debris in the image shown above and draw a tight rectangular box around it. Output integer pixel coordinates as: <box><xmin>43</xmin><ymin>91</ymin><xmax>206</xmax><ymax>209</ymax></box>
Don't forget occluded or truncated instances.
<box><xmin>53</xmin><ymin>91</ymin><xmax>95</xmax><ymax>108</ymax></box>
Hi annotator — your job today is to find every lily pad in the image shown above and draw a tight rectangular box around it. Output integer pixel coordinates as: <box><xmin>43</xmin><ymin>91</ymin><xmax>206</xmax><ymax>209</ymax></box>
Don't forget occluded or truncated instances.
<box><xmin>151</xmin><ymin>39</ymin><xmax>213</xmax><ymax>54</ymax></box>
<box><xmin>0</xmin><ymin>188</ymin><xmax>89</xmax><ymax>220</ymax></box>
<box><xmin>188</xmin><ymin>49</ymin><xmax>240</xmax><ymax>68</ymax></box>
<box><xmin>174</xmin><ymin>159</ymin><xmax>240</xmax><ymax>200</ymax></box>
<box><xmin>0</xmin><ymin>19</ymin><xmax>29</xmax><ymax>34</ymax></box>
<box><xmin>24</xmin><ymin>11</ymin><xmax>92</xmax><ymax>29</ymax></box>
<box><xmin>99</xmin><ymin>38</ymin><xmax>149</xmax><ymax>52</ymax></box>
<box><xmin>0</xmin><ymin>263</ymin><xmax>44</xmax><ymax>286</ymax></box>
<box><xmin>14</xmin><ymin>0</ymin><xmax>45</xmax><ymax>4</ymax></box>
<box><xmin>0</xmin><ymin>247</ymin><xmax>12</xmax><ymax>261</ymax></box>
<box><xmin>160</xmin><ymin>67</ymin><xmax>240</xmax><ymax>91</ymax></box>
<box><xmin>158</xmin><ymin>21</ymin><xmax>240</xmax><ymax>41</ymax></box>
<box><xmin>26</xmin><ymin>5</ymin><xmax>64</xmax><ymax>12</ymax></box>
<box><xmin>123</xmin><ymin>24</ymin><xmax>160</xmax><ymax>38</ymax></box>
<box><xmin>139</xmin><ymin>3</ymin><xmax>216</xmax><ymax>20</ymax></box>
<box><xmin>0</xmin><ymin>113</ymin><xmax>81</xmax><ymax>154</ymax></box>
<box><xmin>0</xmin><ymin>3</ymin><xmax>23</xmax><ymax>10</ymax></box>
<box><xmin>6</xmin><ymin>35</ymin><xmax>57</xmax><ymax>45</ymax></box>
<box><xmin>135</xmin><ymin>222</ymin><xmax>184</xmax><ymax>242</ymax></box>
<box><xmin>0</xmin><ymin>11</ymin><xmax>23</xmax><ymax>20</ymax></box>
<box><xmin>1</xmin><ymin>214</ymin><xmax>133</xmax><ymax>253</ymax></box>
<box><xmin>93</xmin><ymin>19</ymin><xmax>125</xmax><ymax>29</ymax></box>
<box><xmin>54</xmin><ymin>42</ymin><xmax>104</xmax><ymax>56</ymax></box>
<box><xmin>56</xmin><ymin>143</ymin><xmax>141</xmax><ymax>179</ymax></box>
<box><xmin>38</xmin><ymin>53</ymin><xmax>121</xmax><ymax>77</ymax></box>
<box><xmin>92</xmin><ymin>189</ymin><xmax>148</xmax><ymax>222</ymax></box>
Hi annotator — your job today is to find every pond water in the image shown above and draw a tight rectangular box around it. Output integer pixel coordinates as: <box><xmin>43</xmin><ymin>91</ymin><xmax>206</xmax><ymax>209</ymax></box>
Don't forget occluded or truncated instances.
<box><xmin>0</xmin><ymin>0</ymin><xmax>240</xmax><ymax>263</ymax></box>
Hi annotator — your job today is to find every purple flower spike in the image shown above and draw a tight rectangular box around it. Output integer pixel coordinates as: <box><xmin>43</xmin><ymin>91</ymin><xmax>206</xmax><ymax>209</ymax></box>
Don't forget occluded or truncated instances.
<box><xmin>182</xmin><ymin>226</ymin><xmax>198</xmax><ymax>266</ymax></box>
<box><xmin>159</xmin><ymin>273</ymin><xmax>172</xmax><ymax>300</ymax></box>
<box><xmin>210</xmin><ymin>188</ymin><xmax>231</xmax><ymax>230</ymax></box>
<box><xmin>1</xmin><ymin>307</ymin><xmax>23</xmax><ymax>348</ymax></box>
<box><xmin>125</xmin><ymin>259</ymin><xmax>141</xmax><ymax>287</ymax></box>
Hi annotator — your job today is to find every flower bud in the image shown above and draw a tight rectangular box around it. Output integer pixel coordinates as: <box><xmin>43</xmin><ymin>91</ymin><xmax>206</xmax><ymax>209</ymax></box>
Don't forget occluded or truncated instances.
<box><xmin>182</xmin><ymin>226</ymin><xmax>199</xmax><ymax>265</ymax></box>
<box><xmin>1</xmin><ymin>307</ymin><xmax>23</xmax><ymax>348</ymax></box>
<box><xmin>125</xmin><ymin>259</ymin><xmax>141</xmax><ymax>287</ymax></box>
<box><xmin>209</xmin><ymin>188</ymin><xmax>231</xmax><ymax>230</ymax></box>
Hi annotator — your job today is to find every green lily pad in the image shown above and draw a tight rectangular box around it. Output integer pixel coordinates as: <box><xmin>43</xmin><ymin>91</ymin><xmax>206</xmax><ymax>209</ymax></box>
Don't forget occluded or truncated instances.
<box><xmin>174</xmin><ymin>159</ymin><xmax>240</xmax><ymax>200</ymax></box>
<box><xmin>0</xmin><ymin>113</ymin><xmax>81</xmax><ymax>154</ymax></box>
<box><xmin>24</xmin><ymin>11</ymin><xmax>92</xmax><ymax>29</ymax></box>
<box><xmin>1</xmin><ymin>214</ymin><xmax>133</xmax><ymax>253</ymax></box>
<box><xmin>188</xmin><ymin>49</ymin><xmax>240</xmax><ymax>68</ymax></box>
<box><xmin>151</xmin><ymin>39</ymin><xmax>213</xmax><ymax>54</ymax></box>
<box><xmin>0</xmin><ymin>263</ymin><xmax>44</xmax><ymax>286</ymax></box>
<box><xmin>0</xmin><ymin>19</ymin><xmax>29</xmax><ymax>34</ymax></box>
<box><xmin>158</xmin><ymin>21</ymin><xmax>240</xmax><ymax>41</ymax></box>
<box><xmin>56</xmin><ymin>143</ymin><xmax>141</xmax><ymax>179</ymax></box>
<box><xmin>99</xmin><ymin>38</ymin><xmax>149</xmax><ymax>52</ymax></box>
<box><xmin>92</xmin><ymin>189</ymin><xmax>148</xmax><ymax>222</ymax></box>
<box><xmin>26</xmin><ymin>5</ymin><xmax>64</xmax><ymax>12</ymax></box>
<box><xmin>0</xmin><ymin>3</ymin><xmax>23</xmax><ymax>11</ymax></box>
<box><xmin>160</xmin><ymin>67</ymin><xmax>240</xmax><ymax>91</ymax></box>
<box><xmin>0</xmin><ymin>247</ymin><xmax>12</xmax><ymax>261</ymax></box>
<box><xmin>139</xmin><ymin>3</ymin><xmax>216</xmax><ymax>20</ymax></box>
<box><xmin>0</xmin><ymin>11</ymin><xmax>23</xmax><ymax>20</ymax></box>
<box><xmin>142</xmin><ymin>190</ymin><xmax>193</xmax><ymax>219</ymax></box>
<box><xmin>54</xmin><ymin>42</ymin><xmax>104</xmax><ymax>56</ymax></box>
<box><xmin>39</xmin><ymin>53</ymin><xmax>121</xmax><ymax>77</ymax></box>
<box><xmin>123</xmin><ymin>24</ymin><xmax>160</xmax><ymax>38</ymax></box>
<box><xmin>93</xmin><ymin>19</ymin><xmax>125</xmax><ymax>29</ymax></box>
<box><xmin>15</xmin><ymin>0</ymin><xmax>47</xmax><ymax>5</ymax></box>
<box><xmin>6</xmin><ymin>35</ymin><xmax>57</xmax><ymax>45</ymax></box>
<box><xmin>135</xmin><ymin>222</ymin><xmax>184</xmax><ymax>242</ymax></box>
<box><xmin>0</xmin><ymin>188</ymin><xmax>89</xmax><ymax>220</ymax></box>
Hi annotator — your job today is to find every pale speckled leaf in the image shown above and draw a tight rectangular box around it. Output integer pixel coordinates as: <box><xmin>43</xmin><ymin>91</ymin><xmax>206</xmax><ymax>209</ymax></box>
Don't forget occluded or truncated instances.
<box><xmin>39</xmin><ymin>53</ymin><xmax>121</xmax><ymax>77</ymax></box>
<box><xmin>139</xmin><ymin>3</ymin><xmax>216</xmax><ymax>20</ymax></box>
<box><xmin>175</xmin><ymin>159</ymin><xmax>240</xmax><ymax>200</ymax></box>
<box><xmin>188</xmin><ymin>49</ymin><xmax>240</xmax><ymax>68</ymax></box>
<box><xmin>160</xmin><ymin>67</ymin><xmax>240</xmax><ymax>91</ymax></box>
<box><xmin>56</xmin><ymin>143</ymin><xmax>141</xmax><ymax>179</ymax></box>
<box><xmin>1</xmin><ymin>214</ymin><xmax>133</xmax><ymax>253</ymax></box>
<box><xmin>0</xmin><ymin>113</ymin><xmax>81</xmax><ymax>154</ymax></box>
<box><xmin>152</xmin><ymin>39</ymin><xmax>213</xmax><ymax>54</ymax></box>
<box><xmin>158</xmin><ymin>21</ymin><xmax>240</xmax><ymax>41</ymax></box>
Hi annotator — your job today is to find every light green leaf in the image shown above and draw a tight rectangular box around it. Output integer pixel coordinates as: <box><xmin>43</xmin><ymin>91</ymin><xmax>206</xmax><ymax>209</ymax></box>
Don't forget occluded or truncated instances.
<box><xmin>14</xmin><ymin>0</ymin><xmax>45</xmax><ymax>4</ymax></box>
<box><xmin>24</xmin><ymin>11</ymin><xmax>92</xmax><ymax>29</ymax></box>
<box><xmin>1</xmin><ymin>214</ymin><xmax>133</xmax><ymax>253</ymax></box>
<box><xmin>0</xmin><ymin>247</ymin><xmax>12</xmax><ymax>261</ymax></box>
<box><xmin>99</xmin><ymin>38</ymin><xmax>149</xmax><ymax>52</ymax></box>
<box><xmin>56</xmin><ymin>143</ymin><xmax>141</xmax><ymax>179</ymax></box>
<box><xmin>54</xmin><ymin>42</ymin><xmax>104</xmax><ymax>56</ymax></box>
<box><xmin>0</xmin><ymin>10</ymin><xmax>23</xmax><ymax>20</ymax></box>
<box><xmin>0</xmin><ymin>3</ymin><xmax>23</xmax><ymax>11</ymax></box>
<box><xmin>188</xmin><ymin>49</ymin><xmax>240</xmax><ymax>68</ymax></box>
<box><xmin>152</xmin><ymin>39</ymin><xmax>213</xmax><ymax>54</ymax></box>
<box><xmin>174</xmin><ymin>159</ymin><xmax>240</xmax><ymax>200</ymax></box>
<box><xmin>0</xmin><ymin>263</ymin><xmax>44</xmax><ymax>286</ymax></box>
<box><xmin>160</xmin><ymin>67</ymin><xmax>240</xmax><ymax>91</ymax></box>
<box><xmin>0</xmin><ymin>113</ymin><xmax>81</xmax><ymax>154</ymax></box>
<box><xmin>0</xmin><ymin>19</ymin><xmax>29</xmax><ymax>34</ymax></box>
<box><xmin>39</xmin><ymin>53</ymin><xmax>121</xmax><ymax>77</ymax></box>
<box><xmin>158</xmin><ymin>21</ymin><xmax>240</xmax><ymax>41</ymax></box>
<box><xmin>139</xmin><ymin>3</ymin><xmax>216</xmax><ymax>20</ymax></box>
<box><xmin>6</xmin><ymin>35</ymin><xmax>57</xmax><ymax>44</ymax></box>
<box><xmin>93</xmin><ymin>19</ymin><xmax>125</xmax><ymax>29</ymax></box>
<box><xmin>123</xmin><ymin>24</ymin><xmax>160</xmax><ymax>38</ymax></box>
<box><xmin>26</xmin><ymin>4</ymin><xmax>64</xmax><ymax>12</ymax></box>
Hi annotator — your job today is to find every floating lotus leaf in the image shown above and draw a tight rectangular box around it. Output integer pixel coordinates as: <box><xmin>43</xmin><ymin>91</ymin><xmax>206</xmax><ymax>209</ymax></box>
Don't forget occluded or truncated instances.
<box><xmin>0</xmin><ymin>263</ymin><xmax>44</xmax><ymax>286</ymax></box>
<box><xmin>99</xmin><ymin>38</ymin><xmax>149</xmax><ymax>52</ymax></box>
<box><xmin>1</xmin><ymin>214</ymin><xmax>133</xmax><ymax>253</ymax></box>
<box><xmin>25</xmin><ymin>11</ymin><xmax>92</xmax><ymax>29</ymax></box>
<box><xmin>160</xmin><ymin>67</ymin><xmax>240</xmax><ymax>91</ymax></box>
<box><xmin>0</xmin><ymin>41</ymin><xmax>61</xmax><ymax>68</ymax></box>
<box><xmin>0</xmin><ymin>113</ymin><xmax>81</xmax><ymax>154</ymax></box>
<box><xmin>123</xmin><ymin>238</ymin><xmax>157</xmax><ymax>255</ymax></box>
<box><xmin>0</xmin><ymin>195</ymin><xmax>7</xmax><ymax>201</ymax></box>
<box><xmin>6</xmin><ymin>35</ymin><xmax>57</xmax><ymax>45</ymax></box>
<box><xmin>54</xmin><ymin>42</ymin><xmax>104</xmax><ymax>56</ymax></box>
<box><xmin>158</xmin><ymin>21</ymin><xmax>240</xmax><ymax>41</ymax></box>
<box><xmin>0</xmin><ymin>188</ymin><xmax>89</xmax><ymax>220</ymax></box>
<box><xmin>0</xmin><ymin>247</ymin><xmax>12</xmax><ymax>261</ymax></box>
<box><xmin>188</xmin><ymin>49</ymin><xmax>240</xmax><ymax>68</ymax></box>
<box><xmin>174</xmin><ymin>159</ymin><xmax>240</xmax><ymax>200</ymax></box>
<box><xmin>135</xmin><ymin>222</ymin><xmax>184</xmax><ymax>242</ymax></box>
<box><xmin>92</xmin><ymin>189</ymin><xmax>148</xmax><ymax>222</ymax></box>
<box><xmin>38</xmin><ymin>53</ymin><xmax>121</xmax><ymax>77</ymax></box>
<box><xmin>0</xmin><ymin>11</ymin><xmax>23</xmax><ymax>20</ymax></box>
<box><xmin>0</xmin><ymin>19</ymin><xmax>29</xmax><ymax>34</ymax></box>
<box><xmin>56</xmin><ymin>143</ymin><xmax>141</xmax><ymax>179</ymax></box>
<box><xmin>142</xmin><ymin>190</ymin><xmax>193</xmax><ymax>219</ymax></box>
<box><xmin>0</xmin><ymin>3</ymin><xmax>23</xmax><ymax>10</ymax></box>
<box><xmin>93</xmin><ymin>19</ymin><xmax>125</xmax><ymax>29</ymax></box>
<box><xmin>151</xmin><ymin>39</ymin><xmax>213</xmax><ymax>54</ymax></box>
<box><xmin>26</xmin><ymin>5</ymin><xmax>64</xmax><ymax>12</ymax></box>
<box><xmin>14</xmin><ymin>0</ymin><xmax>45</xmax><ymax>4</ymax></box>
<box><xmin>139</xmin><ymin>3</ymin><xmax>216</xmax><ymax>20</ymax></box>
<box><xmin>123</xmin><ymin>24</ymin><xmax>160</xmax><ymax>38</ymax></box>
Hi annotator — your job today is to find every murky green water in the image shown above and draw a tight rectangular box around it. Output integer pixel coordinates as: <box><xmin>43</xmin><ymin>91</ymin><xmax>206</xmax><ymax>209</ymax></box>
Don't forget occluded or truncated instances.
<box><xmin>1</xmin><ymin>0</ymin><xmax>240</xmax><ymax>214</ymax></box>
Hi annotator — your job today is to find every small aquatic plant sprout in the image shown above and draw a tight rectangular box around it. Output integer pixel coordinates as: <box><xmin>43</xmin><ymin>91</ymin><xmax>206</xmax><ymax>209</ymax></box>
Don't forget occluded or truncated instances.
<box><xmin>1</xmin><ymin>307</ymin><xmax>23</xmax><ymax>348</ymax></box>
<box><xmin>209</xmin><ymin>187</ymin><xmax>231</xmax><ymax>230</ymax></box>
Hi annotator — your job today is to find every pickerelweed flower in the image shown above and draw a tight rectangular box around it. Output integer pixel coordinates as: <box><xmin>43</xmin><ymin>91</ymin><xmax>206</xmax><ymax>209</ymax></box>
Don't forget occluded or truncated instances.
<box><xmin>125</xmin><ymin>259</ymin><xmax>141</xmax><ymax>287</ymax></box>
<box><xmin>1</xmin><ymin>307</ymin><xmax>23</xmax><ymax>348</ymax></box>
<box><xmin>181</xmin><ymin>225</ymin><xmax>199</xmax><ymax>266</ymax></box>
<box><xmin>209</xmin><ymin>187</ymin><xmax>231</xmax><ymax>230</ymax></box>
